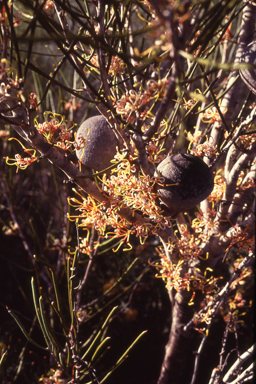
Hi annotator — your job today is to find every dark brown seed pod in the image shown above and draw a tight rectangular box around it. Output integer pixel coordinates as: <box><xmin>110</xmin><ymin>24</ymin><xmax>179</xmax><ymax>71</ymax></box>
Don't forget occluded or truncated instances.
<box><xmin>239</xmin><ymin>41</ymin><xmax>256</xmax><ymax>94</ymax></box>
<box><xmin>155</xmin><ymin>153</ymin><xmax>214</xmax><ymax>213</ymax></box>
<box><xmin>76</xmin><ymin>115</ymin><xmax>119</xmax><ymax>173</ymax></box>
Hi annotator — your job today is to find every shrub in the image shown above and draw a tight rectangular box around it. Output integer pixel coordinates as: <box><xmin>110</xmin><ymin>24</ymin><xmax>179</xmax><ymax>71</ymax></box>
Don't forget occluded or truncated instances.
<box><xmin>0</xmin><ymin>1</ymin><xmax>255</xmax><ymax>384</ymax></box>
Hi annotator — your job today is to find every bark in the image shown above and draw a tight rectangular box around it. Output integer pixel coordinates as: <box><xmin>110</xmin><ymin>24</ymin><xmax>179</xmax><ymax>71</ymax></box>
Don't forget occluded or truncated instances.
<box><xmin>157</xmin><ymin>290</ymin><xmax>197</xmax><ymax>384</ymax></box>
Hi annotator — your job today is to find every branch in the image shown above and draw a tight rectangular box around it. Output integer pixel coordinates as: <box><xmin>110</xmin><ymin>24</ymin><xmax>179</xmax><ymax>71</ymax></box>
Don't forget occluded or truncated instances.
<box><xmin>217</xmin><ymin>140</ymin><xmax>256</xmax><ymax>232</ymax></box>
<box><xmin>183</xmin><ymin>250</ymin><xmax>255</xmax><ymax>333</ymax></box>
<box><xmin>2</xmin><ymin>96</ymin><xmax>175</xmax><ymax>244</ymax></box>
<box><xmin>142</xmin><ymin>64</ymin><xmax>178</xmax><ymax>142</ymax></box>
<box><xmin>227</xmin><ymin>163</ymin><xmax>256</xmax><ymax>224</ymax></box>
<box><xmin>223</xmin><ymin>344</ymin><xmax>255</xmax><ymax>383</ymax></box>
<box><xmin>228</xmin><ymin>364</ymin><xmax>254</xmax><ymax>384</ymax></box>
<box><xmin>208</xmin><ymin>1</ymin><xmax>256</xmax><ymax>148</ymax></box>
<box><xmin>131</xmin><ymin>132</ymin><xmax>155</xmax><ymax>177</ymax></box>
<box><xmin>157</xmin><ymin>289</ymin><xmax>196</xmax><ymax>384</ymax></box>
<box><xmin>203</xmin><ymin>208</ymin><xmax>255</xmax><ymax>263</ymax></box>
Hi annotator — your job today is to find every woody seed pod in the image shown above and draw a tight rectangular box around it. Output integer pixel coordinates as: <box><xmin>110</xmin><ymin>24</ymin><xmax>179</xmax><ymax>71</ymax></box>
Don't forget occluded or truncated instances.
<box><xmin>76</xmin><ymin>115</ymin><xmax>119</xmax><ymax>173</ymax></box>
<box><xmin>155</xmin><ymin>153</ymin><xmax>214</xmax><ymax>213</ymax></box>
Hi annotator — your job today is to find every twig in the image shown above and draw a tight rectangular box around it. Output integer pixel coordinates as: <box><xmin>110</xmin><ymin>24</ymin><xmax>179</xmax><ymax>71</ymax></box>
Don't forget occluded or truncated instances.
<box><xmin>75</xmin><ymin>229</ymin><xmax>98</xmax><ymax>310</ymax></box>
<box><xmin>190</xmin><ymin>330</ymin><xmax>209</xmax><ymax>384</ymax></box>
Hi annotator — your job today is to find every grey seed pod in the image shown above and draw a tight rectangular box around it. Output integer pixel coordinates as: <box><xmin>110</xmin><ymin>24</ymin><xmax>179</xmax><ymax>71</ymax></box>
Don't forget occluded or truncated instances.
<box><xmin>240</xmin><ymin>41</ymin><xmax>256</xmax><ymax>94</ymax></box>
<box><xmin>76</xmin><ymin>115</ymin><xmax>119</xmax><ymax>173</ymax></box>
<box><xmin>155</xmin><ymin>153</ymin><xmax>214</xmax><ymax>213</ymax></box>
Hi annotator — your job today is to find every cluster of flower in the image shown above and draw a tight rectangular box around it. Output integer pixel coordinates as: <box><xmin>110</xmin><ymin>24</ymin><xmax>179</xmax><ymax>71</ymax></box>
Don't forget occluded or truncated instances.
<box><xmin>221</xmin><ymin>295</ymin><xmax>248</xmax><ymax>333</ymax></box>
<box><xmin>102</xmin><ymin>161</ymin><xmax>160</xmax><ymax>216</ymax></box>
<box><xmin>40</xmin><ymin>369</ymin><xmax>67</xmax><ymax>384</ymax></box>
<box><xmin>4</xmin><ymin>112</ymin><xmax>78</xmax><ymax>171</ymax></box>
<box><xmin>173</xmin><ymin>224</ymin><xmax>203</xmax><ymax>261</ymax></box>
<box><xmin>186</xmin><ymin>129</ymin><xmax>218</xmax><ymax>159</ymax></box>
<box><xmin>114</xmin><ymin>78</ymin><xmax>169</xmax><ymax>123</ymax></box>
<box><xmin>0</xmin><ymin>58</ymin><xmax>38</xmax><ymax>113</ymax></box>
<box><xmin>5</xmin><ymin>152</ymin><xmax>37</xmax><ymax>172</ymax></box>
<box><xmin>0</xmin><ymin>58</ymin><xmax>19</xmax><ymax>94</ymax></box>
<box><xmin>64</xmin><ymin>98</ymin><xmax>81</xmax><ymax>112</ymax></box>
<box><xmin>208</xmin><ymin>172</ymin><xmax>226</xmax><ymax>202</ymax></box>
<box><xmin>229</xmin><ymin>291</ymin><xmax>247</xmax><ymax>310</ymax></box>
<box><xmin>68</xmin><ymin>155</ymin><xmax>172</xmax><ymax>254</ymax></box>
<box><xmin>85</xmin><ymin>53</ymin><xmax>126</xmax><ymax>77</ymax></box>
<box><xmin>186</xmin><ymin>129</ymin><xmax>203</xmax><ymax>145</ymax></box>
<box><xmin>35</xmin><ymin>113</ymin><xmax>75</xmax><ymax>151</ymax></box>
<box><xmin>236</xmin><ymin>170</ymin><xmax>255</xmax><ymax>191</ymax></box>
<box><xmin>163</xmin><ymin>210</ymin><xmax>218</xmax><ymax>264</ymax></box>
<box><xmin>155</xmin><ymin>206</ymin><xmax>222</xmax><ymax>294</ymax></box>
<box><xmin>68</xmin><ymin>190</ymin><xmax>160</xmax><ymax>254</ymax></box>
<box><xmin>220</xmin><ymin>259</ymin><xmax>253</xmax><ymax>332</ymax></box>
<box><xmin>222</xmin><ymin>311</ymin><xmax>241</xmax><ymax>332</ymax></box>
<box><xmin>146</xmin><ymin>140</ymin><xmax>166</xmax><ymax>164</ymax></box>
<box><xmin>143</xmin><ymin>2</ymin><xmax>177</xmax><ymax>55</ymax></box>
<box><xmin>156</xmin><ymin>257</ymin><xmax>189</xmax><ymax>292</ymax></box>
<box><xmin>192</xmin><ymin>140</ymin><xmax>218</xmax><ymax>158</ymax></box>
<box><xmin>228</xmin><ymin>126</ymin><xmax>256</xmax><ymax>149</ymax></box>
<box><xmin>4</xmin><ymin>138</ymin><xmax>38</xmax><ymax>172</ymax></box>
<box><xmin>194</xmin><ymin>298</ymin><xmax>215</xmax><ymax>326</ymax></box>
<box><xmin>201</xmin><ymin>105</ymin><xmax>227</xmax><ymax>124</ymax></box>
<box><xmin>192</xmin><ymin>208</ymin><xmax>218</xmax><ymax>238</ymax></box>
<box><xmin>156</xmin><ymin>243</ymin><xmax>220</xmax><ymax>300</ymax></box>
<box><xmin>226</xmin><ymin>224</ymin><xmax>254</xmax><ymax>253</ymax></box>
<box><xmin>2</xmin><ymin>221</ymin><xmax>19</xmax><ymax>236</ymax></box>
<box><xmin>108</xmin><ymin>56</ymin><xmax>127</xmax><ymax>76</ymax></box>
<box><xmin>182</xmin><ymin>97</ymin><xmax>197</xmax><ymax>111</ymax></box>
<box><xmin>115</xmin><ymin>89</ymin><xmax>150</xmax><ymax>123</ymax></box>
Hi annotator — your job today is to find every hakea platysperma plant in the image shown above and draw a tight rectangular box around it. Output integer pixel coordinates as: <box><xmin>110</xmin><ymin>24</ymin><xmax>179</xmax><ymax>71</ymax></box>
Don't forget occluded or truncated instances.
<box><xmin>0</xmin><ymin>1</ymin><xmax>255</xmax><ymax>384</ymax></box>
